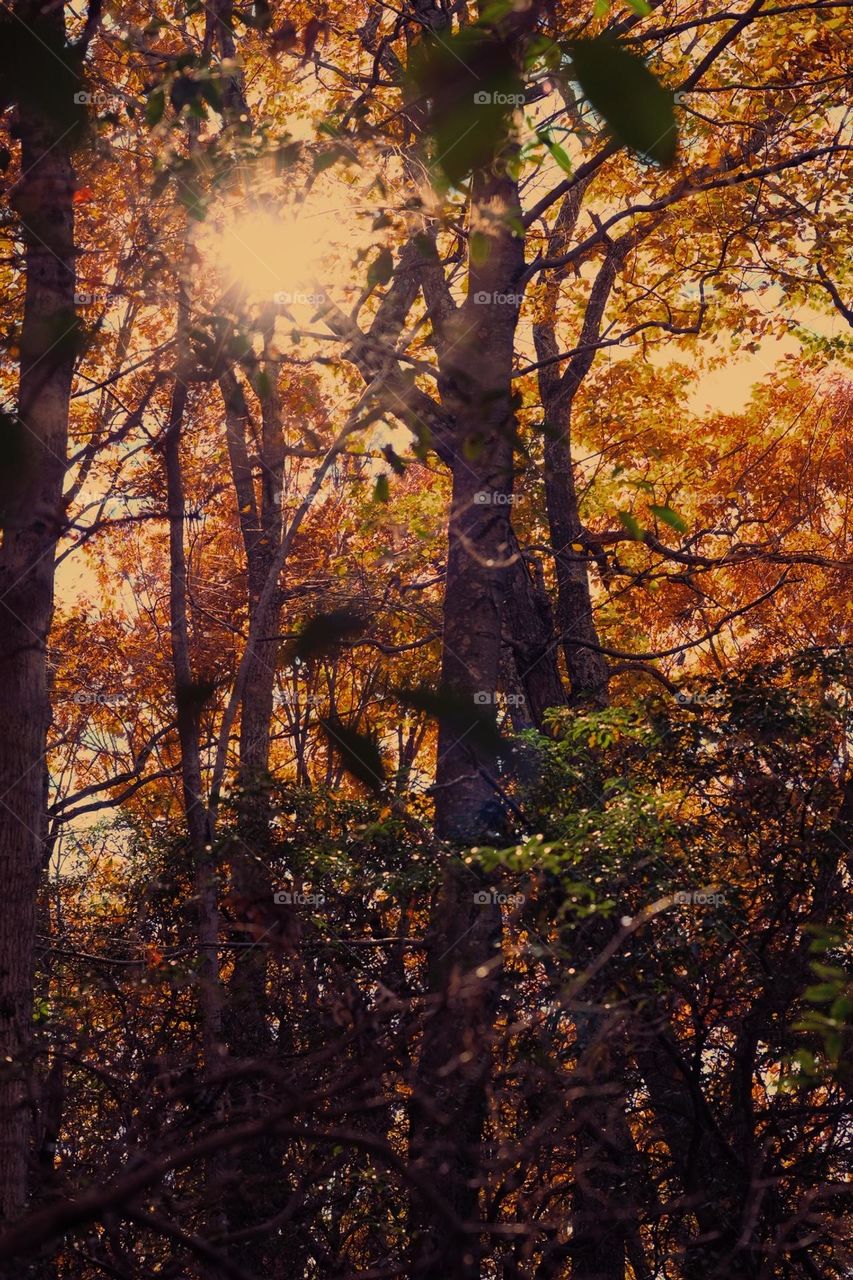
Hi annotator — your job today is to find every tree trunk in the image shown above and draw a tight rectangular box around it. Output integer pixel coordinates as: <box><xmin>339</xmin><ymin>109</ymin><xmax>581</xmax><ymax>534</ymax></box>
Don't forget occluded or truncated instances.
<box><xmin>218</xmin><ymin>344</ymin><xmax>284</xmax><ymax>1065</ymax></box>
<box><xmin>540</xmin><ymin>389</ymin><xmax>610</xmax><ymax>708</ymax></box>
<box><xmin>0</xmin><ymin>2</ymin><xmax>75</xmax><ymax>1243</ymax></box>
<box><xmin>412</xmin><ymin>165</ymin><xmax>524</xmax><ymax>1279</ymax></box>
<box><xmin>164</xmin><ymin>357</ymin><xmax>223</xmax><ymax>1067</ymax></box>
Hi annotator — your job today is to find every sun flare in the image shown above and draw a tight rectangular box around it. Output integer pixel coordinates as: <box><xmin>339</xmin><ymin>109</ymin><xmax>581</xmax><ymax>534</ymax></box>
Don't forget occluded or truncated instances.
<box><xmin>211</xmin><ymin>209</ymin><xmax>331</xmax><ymax>301</ymax></box>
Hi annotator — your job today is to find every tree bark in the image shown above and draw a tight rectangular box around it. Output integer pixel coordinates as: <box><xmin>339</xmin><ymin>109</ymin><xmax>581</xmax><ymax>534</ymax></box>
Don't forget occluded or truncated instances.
<box><xmin>410</xmin><ymin>164</ymin><xmax>526</xmax><ymax>1279</ymax></box>
<box><xmin>0</xmin><ymin>2</ymin><xmax>76</xmax><ymax>1242</ymax></box>
<box><xmin>164</xmin><ymin>352</ymin><xmax>223</xmax><ymax>1067</ymax></box>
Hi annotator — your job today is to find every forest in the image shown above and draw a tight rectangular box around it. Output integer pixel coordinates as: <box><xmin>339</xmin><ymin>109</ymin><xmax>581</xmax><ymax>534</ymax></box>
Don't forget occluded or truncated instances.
<box><xmin>0</xmin><ymin>0</ymin><xmax>851</xmax><ymax>1276</ymax></box>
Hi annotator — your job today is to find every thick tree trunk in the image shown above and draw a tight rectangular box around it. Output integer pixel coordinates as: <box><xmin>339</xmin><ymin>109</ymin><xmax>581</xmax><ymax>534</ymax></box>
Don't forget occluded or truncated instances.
<box><xmin>411</xmin><ymin>166</ymin><xmax>525</xmax><ymax>1279</ymax></box>
<box><xmin>0</xmin><ymin>4</ymin><xmax>75</xmax><ymax>1242</ymax></box>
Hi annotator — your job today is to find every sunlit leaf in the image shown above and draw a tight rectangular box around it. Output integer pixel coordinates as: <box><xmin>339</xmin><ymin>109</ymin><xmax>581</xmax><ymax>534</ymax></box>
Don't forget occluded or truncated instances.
<box><xmin>536</xmin><ymin>128</ymin><xmax>573</xmax><ymax>174</ymax></box>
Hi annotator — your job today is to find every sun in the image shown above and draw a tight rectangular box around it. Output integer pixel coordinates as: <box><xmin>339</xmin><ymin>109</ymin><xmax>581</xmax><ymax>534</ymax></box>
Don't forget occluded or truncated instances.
<box><xmin>210</xmin><ymin>208</ymin><xmax>331</xmax><ymax>301</ymax></box>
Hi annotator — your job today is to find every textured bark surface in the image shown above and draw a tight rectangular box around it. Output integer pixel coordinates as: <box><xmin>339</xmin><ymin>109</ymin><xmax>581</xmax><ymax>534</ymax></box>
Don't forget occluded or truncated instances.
<box><xmin>540</xmin><ymin>389</ymin><xmax>611</xmax><ymax>708</ymax></box>
<box><xmin>219</xmin><ymin>349</ymin><xmax>284</xmax><ymax>1066</ymax></box>
<box><xmin>501</xmin><ymin>538</ymin><xmax>567</xmax><ymax>731</ymax></box>
<box><xmin>164</xmin><ymin>364</ymin><xmax>222</xmax><ymax>1064</ymax></box>
<box><xmin>410</xmin><ymin>165</ymin><xmax>526</xmax><ymax>1279</ymax></box>
<box><xmin>0</xmin><ymin>3</ymin><xmax>76</xmax><ymax>1240</ymax></box>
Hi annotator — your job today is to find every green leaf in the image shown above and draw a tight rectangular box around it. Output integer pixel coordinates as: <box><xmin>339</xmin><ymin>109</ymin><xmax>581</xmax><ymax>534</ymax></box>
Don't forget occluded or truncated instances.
<box><xmin>313</xmin><ymin>148</ymin><xmax>342</xmax><ymax>174</ymax></box>
<box><xmin>650</xmin><ymin>503</ymin><xmax>688</xmax><ymax>533</ymax></box>
<box><xmin>536</xmin><ymin>128</ymin><xmax>573</xmax><ymax>174</ymax></box>
<box><xmin>169</xmin><ymin>75</ymin><xmax>200</xmax><ymax>113</ymax></box>
<box><xmin>381</xmin><ymin>444</ymin><xmax>407</xmax><ymax>477</ymax></box>
<box><xmin>804</xmin><ymin>983</ymin><xmax>839</xmax><ymax>1003</ymax></box>
<box><xmin>470</xmin><ymin>231</ymin><xmax>491</xmax><ymax>266</ymax></box>
<box><xmin>811</xmin><ymin>963</ymin><xmax>848</xmax><ymax>981</ymax></box>
<box><xmin>284</xmin><ymin>610</ymin><xmax>365</xmax><ymax>664</ymax></box>
<box><xmin>625</xmin><ymin>0</ymin><xmax>651</xmax><ymax>14</ymax></box>
<box><xmin>320</xmin><ymin>716</ymin><xmax>386</xmax><ymax>793</ymax></box>
<box><xmin>145</xmin><ymin>88</ymin><xmax>166</xmax><ymax>126</ymax></box>
<box><xmin>566</xmin><ymin>37</ymin><xmax>677</xmax><ymax>166</ymax></box>
<box><xmin>373</xmin><ymin>473</ymin><xmax>390</xmax><ymax>503</ymax></box>
<box><xmin>395</xmin><ymin>684</ymin><xmax>503</xmax><ymax>759</ymax></box>
<box><xmin>618</xmin><ymin>509</ymin><xmax>644</xmax><ymax>541</ymax></box>
<box><xmin>407</xmin><ymin>29</ymin><xmax>524</xmax><ymax>185</ymax></box>
<box><xmin>368</xmin><ymin>247</ymin><xmax>394</xmax><ymax>288</ymax></box>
